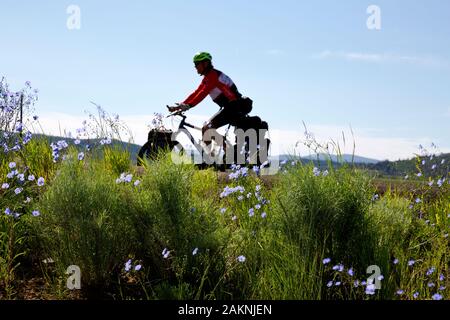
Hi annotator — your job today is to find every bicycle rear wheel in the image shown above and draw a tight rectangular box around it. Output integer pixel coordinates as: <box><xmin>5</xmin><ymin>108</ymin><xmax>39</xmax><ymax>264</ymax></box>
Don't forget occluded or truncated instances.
<box><xmin>137</xmin><ymin>141</ymin><xmax>153</xmax><ymax>166</ymax></box>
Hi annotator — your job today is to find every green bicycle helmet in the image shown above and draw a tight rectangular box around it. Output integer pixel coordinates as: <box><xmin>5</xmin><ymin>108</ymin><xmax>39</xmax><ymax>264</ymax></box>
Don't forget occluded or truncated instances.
<box><xmin>193</xmin><ymin>52</ymin><xmax>212</xmax><ymax>63</ymax></box>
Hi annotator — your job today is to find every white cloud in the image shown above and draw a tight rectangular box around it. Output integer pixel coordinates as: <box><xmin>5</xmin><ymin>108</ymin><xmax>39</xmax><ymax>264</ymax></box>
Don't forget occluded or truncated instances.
<box><xmin>32</xmin><ymin>112</ymin><xmax>86</xmax><ymax>138</ymax></box>
<box><xmin>32</xmin><ymin>112</ymin><xmax>449</xmax><ymax>161</ymax></box>
<box><xmin>316</xmin><ymin>51</ymin><xmax>449</xmax><ymax>68</ymax></box>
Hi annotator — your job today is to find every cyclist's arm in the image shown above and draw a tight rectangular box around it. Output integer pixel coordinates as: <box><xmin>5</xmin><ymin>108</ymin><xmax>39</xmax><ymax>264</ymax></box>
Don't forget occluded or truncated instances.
<box><xmin>183</xmin><ymin>72</ymin><xmax>217</xmax><ymax>107</ymax></box>
<box><xmin>183</xmin><ymin>82</ymin><xmax>209</xmax><ymax>107</ymax></box>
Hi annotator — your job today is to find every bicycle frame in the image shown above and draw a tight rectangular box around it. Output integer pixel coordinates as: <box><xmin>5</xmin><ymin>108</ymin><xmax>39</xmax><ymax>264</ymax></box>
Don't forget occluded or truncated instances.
<box><xmin>169</xmin><ymin>111</ymin><xmax>234</xmax><ymax>165</ymax></box>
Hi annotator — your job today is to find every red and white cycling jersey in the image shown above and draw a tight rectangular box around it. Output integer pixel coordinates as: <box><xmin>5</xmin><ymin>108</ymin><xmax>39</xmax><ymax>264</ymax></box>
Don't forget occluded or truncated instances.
<box><xmin>183</xmin><ymin>68</ymin><xmax>242</xmax><ymax>108</ymax></box>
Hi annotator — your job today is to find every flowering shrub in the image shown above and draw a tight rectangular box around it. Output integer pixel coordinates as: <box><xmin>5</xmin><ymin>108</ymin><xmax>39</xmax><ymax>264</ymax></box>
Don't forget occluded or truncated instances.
<box><xmin>0</xmin><ymin>78</ymin><xmax>38</xmax><ymax>156</ymax></box>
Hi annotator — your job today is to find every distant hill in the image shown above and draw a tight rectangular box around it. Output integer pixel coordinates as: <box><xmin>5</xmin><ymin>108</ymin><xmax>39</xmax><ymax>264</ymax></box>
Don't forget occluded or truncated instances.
<box><xmin>361</xmin><ymin>153</ymin><xmax>450</xmax><ymax>178</ymax></box>
<box><xmin>297</xmin><ymin>153</ymin><xmax>379</xmax><ymax>164</ymax></box>
<box><xmin>270</xmin><ymin>153</ymin><xmax>379</xmax><ymax>164</ymax></box>
<box><xmin>32</xmin><ymin>133</ymin><xmax>142</xmax><ymax>161</ymax></box>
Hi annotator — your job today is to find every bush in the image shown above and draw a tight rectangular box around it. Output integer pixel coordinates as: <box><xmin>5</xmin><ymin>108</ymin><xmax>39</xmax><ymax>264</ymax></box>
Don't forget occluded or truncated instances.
<box><xmin>19</xmin><ymin>137</ymin><xmax>55</xmax><ymax>181</ymax></box>
<box><xmin>102</xmin><ymin>144</ymin><xmax>132</xmax><ymax>176</ymax></box>
<box><xmin>264</xmin><ymin>163</ymin><xmax>377</xmax><ymax>299</ymax></box>
<box><xmin>35</xmin><ymin>153</ymin><xmax>136</xmax><ymax>296</ymax></box>
<box><xmin>136</xmin><ymin>154</ymin><xmax>228</xmax><ymax>300</ymax></box>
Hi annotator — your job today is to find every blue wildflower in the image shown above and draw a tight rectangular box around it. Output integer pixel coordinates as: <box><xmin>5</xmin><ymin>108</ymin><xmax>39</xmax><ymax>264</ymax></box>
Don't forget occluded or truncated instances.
<box><xmin>313</xmin><ymin>167</ymin><xmax>321</xmax><ymax>176</ymax></box>
<box><xmin>332</xmin><ymin>264</ymin><xmax>344</xmax><ymax>272</ymax></box>
<box><xmin>124</xmin><ymin>259</ymin><xmax>132</xmax><ymax>272</ymax></box>
<box><xmin>426</xmin><ymin>267</ymin><xmax>436</xmax><ymax>276</ymax></box>
<box><xmin>237</xmin><ymin>255</ymin><xmax>246</xmax><ymax>263</ymax></box>
<box><xmin>432</xmin><ymin>293</ymin><xmax>442</xmax><ymax>300</ymax></box>
<box><xmin>366</xmin><ymin>284</ymin><xmax>376</xmax><ymax>295</ymax></box>
<box><xmin>37</xmin><ymin>177</ymin><xmax>45</xmax><ymax>187</ymax></box>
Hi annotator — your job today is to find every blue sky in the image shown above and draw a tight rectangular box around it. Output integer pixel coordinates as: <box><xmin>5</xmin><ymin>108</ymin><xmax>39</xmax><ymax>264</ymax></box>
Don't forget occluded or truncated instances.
<box><xmin>1</xmin><ymin>0</ymin><xmax>449</xmax><ymax>160</ymax></box>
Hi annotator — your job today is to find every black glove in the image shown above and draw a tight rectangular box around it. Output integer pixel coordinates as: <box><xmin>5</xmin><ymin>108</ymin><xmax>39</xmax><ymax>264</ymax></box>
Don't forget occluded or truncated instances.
<box><xmin>168</xmin><ymin>103</ymin><xmax>191</xmax><ymax>112</ymax></box>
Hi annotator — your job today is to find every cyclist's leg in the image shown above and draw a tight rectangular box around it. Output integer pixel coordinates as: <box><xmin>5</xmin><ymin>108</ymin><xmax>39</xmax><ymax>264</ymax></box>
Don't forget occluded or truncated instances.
<box><xmin>202</xmin><ymin>108</ymin><xmax>230</xmax><ymax>146</ymax></box>
<box><xmin>206</xmin><ymin>98</ymin><xmax>251</xmax><ymax>133</ymax></box>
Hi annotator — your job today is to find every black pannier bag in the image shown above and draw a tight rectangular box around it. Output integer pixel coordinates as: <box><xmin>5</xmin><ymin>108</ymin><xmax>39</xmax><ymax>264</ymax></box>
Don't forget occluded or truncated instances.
<box><xmin>240</xmin><ymin>96</ymin><xmax>253</xmax><ymax>115</ymax></box>
<box><xmin>148</xmin><ymin>129</ymin><xmax>174</xmax><ymax>149</ymax></box>
<box><xmin>237</xmin><ymin>116</ymin><xmax>268</xmax><ymax>131</ymax></box>
<box><xmin>147</xmin><ymin>129</ymin><xmax>175</xmax><ymax>153</ymax></box>
<box><xmin>137</xmin><ymin>129</ymin><xmax>175</xmax><ymax>165</ymax></box>
<box><xmin>233</xmin><ymin>116</ymin><xmax>270</xmax><ymax>166</ymax></box>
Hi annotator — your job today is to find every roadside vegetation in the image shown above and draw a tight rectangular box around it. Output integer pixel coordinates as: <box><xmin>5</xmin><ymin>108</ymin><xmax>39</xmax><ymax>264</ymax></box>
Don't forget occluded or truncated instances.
<box><xmin>1</xmin><ymin>79</ymin><xmax>448</xmax><ymax>300</ymax></box>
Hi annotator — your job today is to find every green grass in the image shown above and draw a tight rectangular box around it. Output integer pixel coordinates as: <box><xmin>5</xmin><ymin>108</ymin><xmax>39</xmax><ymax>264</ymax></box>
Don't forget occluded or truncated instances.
<box><xmin>1</xmin><ymin>144</ymin><xmax>449</xmax><ymax>300</ymax></box>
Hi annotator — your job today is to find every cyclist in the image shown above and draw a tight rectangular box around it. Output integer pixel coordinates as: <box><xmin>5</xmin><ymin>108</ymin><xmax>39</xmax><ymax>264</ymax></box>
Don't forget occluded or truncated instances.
<box><xmin>168</xmin><ymin>52</ymin><xmax>252</xmax><ymax>148</ymax></box>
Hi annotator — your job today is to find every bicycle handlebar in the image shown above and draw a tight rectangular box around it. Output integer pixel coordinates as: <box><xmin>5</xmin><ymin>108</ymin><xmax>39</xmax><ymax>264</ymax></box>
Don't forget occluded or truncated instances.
<box><xmin>166</xmin><ymin>105</ymin><xmax>186</xmax><ymax>119</ymax></box>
